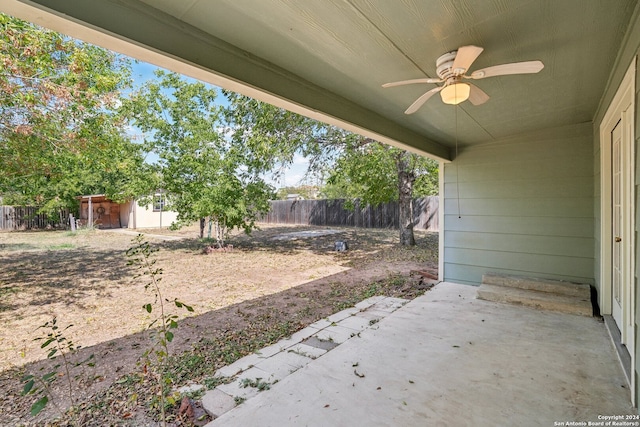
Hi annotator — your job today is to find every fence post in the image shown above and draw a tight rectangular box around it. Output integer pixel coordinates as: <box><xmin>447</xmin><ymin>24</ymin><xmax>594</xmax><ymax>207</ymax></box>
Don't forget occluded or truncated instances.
<box><xmin>88</xmin><ymin>197</ymin><xmax>93</xmax><ymax>228</ymax></box>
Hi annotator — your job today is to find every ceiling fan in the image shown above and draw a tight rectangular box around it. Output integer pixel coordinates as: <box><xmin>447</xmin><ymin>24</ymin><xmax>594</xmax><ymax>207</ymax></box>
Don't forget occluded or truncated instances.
<box><xmin>382</xmin><ymin>45</ymin><xmax>544</xmax><ymax>114</ymax></box>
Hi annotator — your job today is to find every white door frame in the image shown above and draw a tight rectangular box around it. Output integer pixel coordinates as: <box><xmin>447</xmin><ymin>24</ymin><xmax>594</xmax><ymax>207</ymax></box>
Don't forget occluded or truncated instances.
<box><xmin>599</xmin><ymin>58</ymin><xmax>636</xmax><ymax>400</ymax></box>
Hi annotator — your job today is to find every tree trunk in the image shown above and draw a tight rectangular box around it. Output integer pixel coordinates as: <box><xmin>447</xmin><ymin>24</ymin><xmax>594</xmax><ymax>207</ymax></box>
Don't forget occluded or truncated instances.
<box><xmin>199</xmin><ymin>217</ymin><xmax>205</xmax><ymax>239</ymax></box>
<box><xmin>397</xmin><ymin>151</ymin><xmax>416</xmax><ymax>246</ymax></box>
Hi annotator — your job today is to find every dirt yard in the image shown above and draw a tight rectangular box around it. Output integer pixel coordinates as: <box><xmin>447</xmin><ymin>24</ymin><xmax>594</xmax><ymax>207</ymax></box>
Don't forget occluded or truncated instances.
<box><xmin>0</xmin><ymin>224</ymin><xmax>438</xmax><ymax>426</ymax></box>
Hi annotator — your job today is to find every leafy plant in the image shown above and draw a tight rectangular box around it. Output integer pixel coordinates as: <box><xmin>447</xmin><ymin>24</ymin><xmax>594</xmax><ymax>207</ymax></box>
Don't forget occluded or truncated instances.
<box><xmin>0</xmin><ymin>14</ymin><xmax>153</xmax><ymax>214</ymax></box>
<box><xmin>126</xmin><ymin>234</ymin><xmax>193</xmax><ymax>426</ymax></box>
<box><xmin>21</xmin><ymin>317</ymin><xmax>95</xmax><ymax>418</ymax></box>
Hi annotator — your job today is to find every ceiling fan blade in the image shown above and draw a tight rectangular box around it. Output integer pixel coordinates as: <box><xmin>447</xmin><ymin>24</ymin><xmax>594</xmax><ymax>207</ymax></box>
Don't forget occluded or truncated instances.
<box><xmin>467</xmin><ymin>83</ymin><xmax>490</xmax><ymax>106</ymax></box>
<box><xmin>382</xmin><ymin>77</ymin><xmax>442</xmax><ymax>88</ymax></box>
<box><xmin>468</xmin><ymin>60</ymin><xmax>544</xmax><ymax>79</ymax></box>
<box><xmin>451</xmin><ymin>45</ymin><xmax>484</xmax><ymax>74</ymax></box>
<box><xmin>404</xmin><ymin>87</ymin><xmax>442</xmax><ymax>114</ymax></box>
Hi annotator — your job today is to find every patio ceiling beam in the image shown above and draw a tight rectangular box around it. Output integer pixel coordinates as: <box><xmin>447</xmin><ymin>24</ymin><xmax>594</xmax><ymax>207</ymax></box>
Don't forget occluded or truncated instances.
<box><xmin>2</xmin><ymin>0</ymin><xmax>451</xmax><ymax>161</ymax></box>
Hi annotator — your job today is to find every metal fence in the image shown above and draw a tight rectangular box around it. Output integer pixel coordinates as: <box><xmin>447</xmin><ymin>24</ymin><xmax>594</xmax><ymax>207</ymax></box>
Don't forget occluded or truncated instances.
<box><xmin>0</xmin><ymin>206</ymin><xmax>71</xmax><ymax>231</ymax></box>
<box><xmin>261</xmin><ymin>197</ymin><xmax>439</xmax><ymax>231</ymax></box>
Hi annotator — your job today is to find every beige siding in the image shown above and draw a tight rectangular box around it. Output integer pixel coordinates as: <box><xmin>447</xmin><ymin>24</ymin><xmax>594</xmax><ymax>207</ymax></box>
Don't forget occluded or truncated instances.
<box><xmin>131</xmin><ymin>203</ymin><xmax>179</xmax><ymax>229</ymax></box>
<box><xmin>443</xmin><ymin>122</ymin><xmax>594</xmax><ymax>285</ymax></box>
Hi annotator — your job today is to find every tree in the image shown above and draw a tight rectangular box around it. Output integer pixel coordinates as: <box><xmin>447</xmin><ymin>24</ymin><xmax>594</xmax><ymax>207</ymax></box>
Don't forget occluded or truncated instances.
<box><xmin>322</xmin><ymin>141</ymin><xmax>438</xmax><ymax>245</ymax></box>
<box><xmin>122</xmin><ymin>71</ymin><xmax>276</xmax><ymax>243</ymax></box>
<box><xmin>222</xmin><ymin>91</ymin><xmax>339</xmax><ymax>178</ymax></box>
<box><xmin>0</xmin><ymin>14</ymin><xmax>144</xmax><ymax>213</ymax></box>
<box><xmin>223</xmin><ymin>92</ymin><xmax>438</xmax><ymax>246</ymax></box>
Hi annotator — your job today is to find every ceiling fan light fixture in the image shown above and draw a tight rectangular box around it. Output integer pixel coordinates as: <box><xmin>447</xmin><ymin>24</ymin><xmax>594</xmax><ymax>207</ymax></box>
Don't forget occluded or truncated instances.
<box><xmin>440</xmin><ymin>82</ymin><xmax>470</xmax><ymax>105</ymax></box>
<box><xmin>382</xmin><ymin>45</ymin><xmax>544</xmax><ymax>113</ymax></box>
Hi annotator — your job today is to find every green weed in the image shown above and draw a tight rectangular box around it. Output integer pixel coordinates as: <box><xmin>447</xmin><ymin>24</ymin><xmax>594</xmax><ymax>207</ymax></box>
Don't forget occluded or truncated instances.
<box><xmin>21</xmin><ymin>317</ymin><xmax>95</xmax><ymax>419</ymax></box>
<box><xmin>126</xmin><ymin>234</ymin><xmax>194</xmax><ymax>426</ymax></box>
<box><xmin>240</xmin><ymin>377</ymin><xmax>271</xmax><ymax>391</ymax></box>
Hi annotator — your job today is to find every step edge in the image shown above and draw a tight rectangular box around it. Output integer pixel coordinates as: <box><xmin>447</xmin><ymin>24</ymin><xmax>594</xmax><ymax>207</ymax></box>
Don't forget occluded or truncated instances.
<box><xmin>477</xmin><ymin>286</ymin><xmax>593</xmax><ymax>316</ymax></box>
<box><xmin>482</xmin><ymin>273</ymin><xmax>591</xmax><ymax>297</ymax></box>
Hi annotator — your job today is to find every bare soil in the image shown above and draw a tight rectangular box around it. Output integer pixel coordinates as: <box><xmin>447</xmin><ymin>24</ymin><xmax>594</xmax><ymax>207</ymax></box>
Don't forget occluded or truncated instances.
<box><xmin>0</xmin><ymin>224</ymin><xmax>438</xmax><ymax>426</ymax></box>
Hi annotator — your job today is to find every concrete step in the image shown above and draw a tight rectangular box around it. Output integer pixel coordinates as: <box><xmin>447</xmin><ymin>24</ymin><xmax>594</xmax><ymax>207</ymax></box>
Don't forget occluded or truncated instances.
<box><xmin>482</xmin><ymin>273</ymin><xmax>591</xmax><ymax>298</ymax></box>
<box><xmin>477</xmin><ymin>283</ymin><xmax>593</xmax><ymax>317</ymax></box>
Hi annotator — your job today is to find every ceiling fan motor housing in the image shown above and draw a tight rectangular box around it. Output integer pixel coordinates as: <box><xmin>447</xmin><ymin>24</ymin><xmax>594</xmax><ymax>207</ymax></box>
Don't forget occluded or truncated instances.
<box><xmin>436</xmin><ymin>50</ymin><xmax>458</xmax><ymax>80</ymax></box>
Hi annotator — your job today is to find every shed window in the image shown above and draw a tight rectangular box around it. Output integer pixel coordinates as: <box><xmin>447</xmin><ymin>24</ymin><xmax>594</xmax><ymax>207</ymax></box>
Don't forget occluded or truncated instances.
<box><xmin>153</xmin><ymin>194</ymin><xmax>165</xmax><ymax>212</ymax></box>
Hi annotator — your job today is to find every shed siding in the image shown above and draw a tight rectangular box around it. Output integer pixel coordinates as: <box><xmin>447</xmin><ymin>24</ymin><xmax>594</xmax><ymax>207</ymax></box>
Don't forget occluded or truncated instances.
<box><xmin>131</xmin><ymin>203</ymin><xmax>179</xmax><ymax>229</ymax></box>
<box><xmin>443</xmin><ymin>122</ymin><xmax>594</xmax><ymax>285</ymax></box>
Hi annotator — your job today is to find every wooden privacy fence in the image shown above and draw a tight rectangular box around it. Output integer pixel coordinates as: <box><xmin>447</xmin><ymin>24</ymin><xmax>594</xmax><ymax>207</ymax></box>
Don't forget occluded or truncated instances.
<box><xmin>0</xmin><ymin>206</ymin><xmax>71</xmax><ymax>231</ymax></box>
<box><xmin>261</xmin><ymin>197</ymin><xmax>439</xmax><ymax>231</ymax></box>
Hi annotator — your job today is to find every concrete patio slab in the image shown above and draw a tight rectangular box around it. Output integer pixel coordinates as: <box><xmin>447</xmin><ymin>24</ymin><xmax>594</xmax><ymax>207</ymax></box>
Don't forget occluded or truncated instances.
<box><xmin>253</xmin><ymin>351</ymin><xmax>311</xmax><ymax>379</ymax></box>
<box><xmin>200</xmin><ymin>295</ymin><xmax>409</xmax><ymax>420</ymax></box>
<box><xmin>207</xmin><ymin>282</ymin><xmax>635</xmax><ymax>426</ymax></box>
<box><xmin>214</xmin><ymin>353</ymin><xmax>263</xmax><ymax>378</ymax></box>
<box><xmin>288</xmin><ymin>325</ymin><xmax>323</xmax><ymax>342</ymax></box>
<box><xmin>216</xmin><ymin>366</ymin><xmax>273</xmax><ymax>400</ymax></box>
<box><xmin>353</xmin><ymin>309</ymin><xmax>388</xmax><ymax>323</ymax></box>
<box><xmin>370</xmin><ymin>296</ymin><xmax>409</xmax><ymax>313</ymax></box>
<box><xmin>286</xmin><ymin>343</ymin><xmax>327</xmax><ymax>359</ymax></box>
<box><xmin>314</xmin><ymin>325</ymin><xmax>359</xmax><ymax>344</ymax></box>
<box><xmin>333</xmin><ymin>314</ymin><xmax>373</xmax><ymax>331</ymax></box>
<box><xmin>354</xmin><ymin>295</ymin><xmax>387</xmax><ymax>310</ymax></box>
<box><xmin>201</xmin><ymin>389</ymin><xmax>236</xmax><ymax>418</ymax></box>
<box><xmin>326</xmin><ymin>307</ymin><xmax>360</xmax><ymax>323</ymax></box>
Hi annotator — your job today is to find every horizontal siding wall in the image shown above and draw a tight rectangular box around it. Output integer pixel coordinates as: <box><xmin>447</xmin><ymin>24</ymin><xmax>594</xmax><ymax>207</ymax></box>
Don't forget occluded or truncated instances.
<box><xmin>591</xmin><ymin>3</ymin><xmax>640</xmax><ymax>406</ymax></box>
<box><xmin>443</xmin><ymin>122</ymin><xmax>595</xmax><ymax>286</ymax></box>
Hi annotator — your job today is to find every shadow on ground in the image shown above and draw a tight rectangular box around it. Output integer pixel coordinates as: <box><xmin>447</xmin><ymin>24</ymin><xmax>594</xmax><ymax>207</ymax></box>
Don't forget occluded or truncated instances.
<box><xmin>0</xmin><ymin>248</ymin><xmax>137</xmax><ymax>310</ymax></box>
<box><xmin>0</xmin><ymin>226</ymin><xmax>436</xmax><ymax>314</ymax></box>
<box><xmin>157</xmin><ymin>225</ymin><xmax>437</xmax><ymax>267</ymax></box>
<box><xmin>0</xmin><ymin>254</ymin><xmax>436</xmax><ymax>425</ymax></box>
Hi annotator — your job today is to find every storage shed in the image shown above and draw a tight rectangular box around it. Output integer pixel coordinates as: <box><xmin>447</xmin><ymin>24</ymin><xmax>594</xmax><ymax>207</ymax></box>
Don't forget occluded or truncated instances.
<box><xmin>77</xmin><ymin>194</ymin><xmax>178</xmax><ymax>229</ymax></box>
<box><xmin>77</xmin><ymin>194</ymin><xmax>121</xmax><ymax>229</ymax></box>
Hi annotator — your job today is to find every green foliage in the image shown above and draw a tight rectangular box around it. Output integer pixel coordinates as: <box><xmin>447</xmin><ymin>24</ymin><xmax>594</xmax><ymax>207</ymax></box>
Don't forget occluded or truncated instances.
<box><xmin>224</xmin><ymin>91</ymin><xmax>358</xmax><ymax>180</ymax></box>
<box><xmin>126</xmin><ymin>234</ymin><xmax>193</xmax><ymax>425</ymax></box>
<box><xmin>123</xmin><ymin>72</ymin><xmax>277</xmax><ymax>245</ymax></box>
<box><xmin>0</xmin><ymin>14</ymin><xmax>148</xmax><ymax>213</ymax></box>
<box><xmin>21</xmin><ymin>317</ymin><xmax>95</xmax><ymax>418</ymax></box>
<box><xmin>223</xmin><ymin>91</ymin><xmax>324</xmax><ymax>175</ymax></box>
<box><xmin>321</xmin><ymin>142</ymin><xmax>438</xmax><ymax>205</ymax></box>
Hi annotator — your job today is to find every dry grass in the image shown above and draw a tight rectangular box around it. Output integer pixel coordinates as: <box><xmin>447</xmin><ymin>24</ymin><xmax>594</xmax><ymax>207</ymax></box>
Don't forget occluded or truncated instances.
<box><xmin>0</xmin><ymin>224</ymin><xmax>438</xmax><ymax>426</ymax></box>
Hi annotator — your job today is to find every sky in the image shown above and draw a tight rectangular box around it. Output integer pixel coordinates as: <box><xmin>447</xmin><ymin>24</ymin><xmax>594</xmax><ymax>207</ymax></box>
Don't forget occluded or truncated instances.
<box><xmin>129</xmin><ymin>60</ymin><xmax>310</xmax><ymax>189</ymax></box>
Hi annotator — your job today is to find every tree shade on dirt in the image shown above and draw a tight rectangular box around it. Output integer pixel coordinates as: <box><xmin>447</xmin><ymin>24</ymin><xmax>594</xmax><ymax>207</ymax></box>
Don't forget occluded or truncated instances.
<box><xmin>0</xmin><ymin>225</ymin><xmax>438</xmax><ymax>425</ymax></box>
